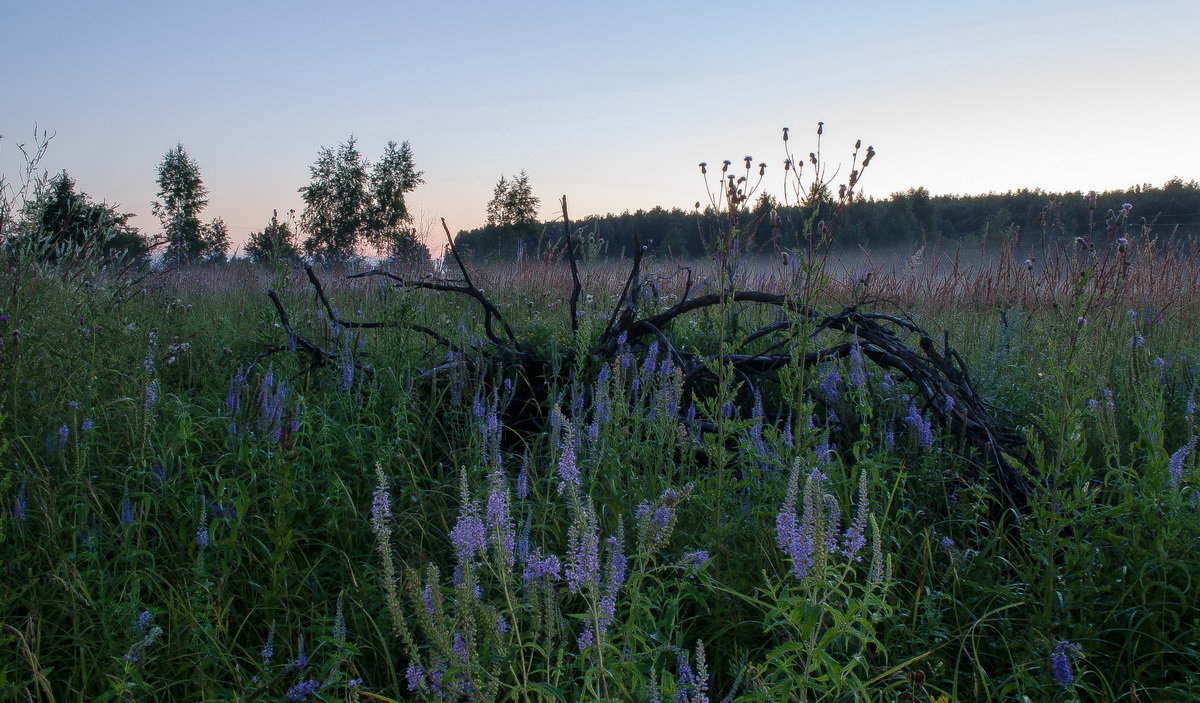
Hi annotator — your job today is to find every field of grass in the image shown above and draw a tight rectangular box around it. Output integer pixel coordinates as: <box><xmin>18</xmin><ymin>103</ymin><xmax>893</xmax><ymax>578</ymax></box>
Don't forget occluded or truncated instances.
<box><xmin>2</xmin><ymin>236</ymin><xmax>1200</xmax><ymax>701</ymax></box>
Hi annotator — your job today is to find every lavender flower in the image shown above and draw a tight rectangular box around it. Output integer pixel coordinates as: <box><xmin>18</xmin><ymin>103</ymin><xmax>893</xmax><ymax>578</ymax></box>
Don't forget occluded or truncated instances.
<box><xmin>905</xmin><ymin>403</ymin><xmax>934</xmax><ymax>448</ymax></box>
<box><xmin>422</xmin><ymin>582</ymin><xmax>437</xmax><ymax>615</ymax></box>
<box><xmin>1168</xmin><ymin>437</ymin><xmax>1197</xmax><ymax>486</ymax></box>
<box><xmin>681</xmin><ymin>550</ymin><xmax>709</xmax><ymax>575</ymax></box>
<box><xmin>452</xmin><ymin>631</ymin><xmax>470</xmax><ymax>664</ymax></box>
<box><xmin>261</xmin><ymin>623</ymin><xmax>276</xmax><ymax>664</ymax></box>
<box><xmin>556</xmin><ymin>426</ymin><xmax>581</xmax><ymax>495</ymax></box>
<box><xmin>841</xmin><ymin>469</ymin><xmax>870</xmax><ymax>561</ymax></box>
<box><xmin>1051</xmin><ymin>640</ymin><xmax>1075</xmax><ymax>688</ymax></box>
<box><xmin>849</xmin><ymin>340</ymin><xmax>866</xmax><ymax>388</ymax></box>
<box><xmin>449</xmin><ymin>499</ymin><xmax>486</xmax><ymax>566</ymax></box>
<box><xmin>486</xmin><ymin>470</ymin><xmax>516</xmax><ymax>567</ymax></box>
<box><xmin>285</xmin><ymin>680</ymin><xmax>319</xmax><ymax>701</ymax></box>
<box><xmin>819</xmin><ymin>367</ymin><xmax>841</xmax><ymax>402</ymax></box>
<box><xmin>406</xmin><ymin>661</ymin><xmax>426</xmax><ymax>692</ymax></box>
<box><xmin>120</xmin><ymin>496</ymin><xmax>135</xmax><ymax>525</ymax></box>
<box><xmin>225</xmin><ymin>367</ymin><xmax>246</xmax><ymax>415</ymax></box>
<box><xmin>56</xmin><ymin>424</ymin><xmax>70</xmax><ymax>451</ymax></box>
<box><xmin>144</xmin><ymin>381</ymin><xmax>158</xmax><ymax>411</ymax></box>
<box><xmin>565</xmin><ymin>503</ymin><xmax>601</xmax><ymax>594</ymax></box>
<box><xmin>597</xmin><ymin>529</ymin><xmax>626</xmax><ymax>637</ymax></box>
<box><xmin>195</xmin><ymin>501</ymin><xmax>209</xmax><ymax>547</ymax></box>
<box><xmin>523</xmin><ymin>551</ymin><xmax>561</xmax><ymax>587</ymax></box>
<box><xmin>643</xmin><ymin>341</ymin><xmax>660</xmax><ymax>376</ymax></box>
<box><xmin>516</xmin><ymin>455</ymin><xmax>529</xmax><ymax>500</ymax></box>
<box><xmin>123</xmin><ymin>625</ymin><xmax>163</xmax><ymax>663</ymax></box>
<box><xmin>136</xmin><ymin>610</ymin><xmax>153</xmax><ymax>633</ymax></box>
<box><xmin>777</xmin><ymin>466</ymin><xmax>825</xmax><ymax>578</ymax></box>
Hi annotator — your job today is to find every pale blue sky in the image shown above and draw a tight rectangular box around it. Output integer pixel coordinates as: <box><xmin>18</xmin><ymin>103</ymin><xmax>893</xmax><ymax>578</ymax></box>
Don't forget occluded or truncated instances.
<box><xmin>3</xmin><ymin>0</ymin><xmax>1198</xmax><ymax>250</ymax></box>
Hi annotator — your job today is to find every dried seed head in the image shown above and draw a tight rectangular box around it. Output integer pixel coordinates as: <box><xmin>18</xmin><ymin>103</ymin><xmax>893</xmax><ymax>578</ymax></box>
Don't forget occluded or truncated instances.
<box><xmin>699</xmin><ymin>162</ymin><xmax>707</xmax><ymax>174</ymax></box>
<box><xmin>722</xmin><ymin>160</ymin><xmax>731</xmax><ymax>172</ymax></box>
<box><xmin>816</xmin><ymin>121</ymin><xmax>824</xmax><ymax>135</ymax></box>
<box><xmin>855</xmin><ymin>139</ymin><xmax>861</xmax><ymax>150</ymax></box>
<box><xmin>758</xmin><ymin>162</ymin><xmax>767</xmax><ymax>176</ymax></box>
<box><xmin>809</xmin><ymin>152</ymin><xmax>818</xmax><ymax>166</ymax></box>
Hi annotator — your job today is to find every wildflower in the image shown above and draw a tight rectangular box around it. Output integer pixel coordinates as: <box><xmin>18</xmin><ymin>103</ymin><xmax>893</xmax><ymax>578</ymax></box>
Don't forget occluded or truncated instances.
<box><xmin>556</xmin><ymin>426</ymin><xmax>581</xmax><ymax>495</ymax></box>
<box><xmin>195</xmin><ymin>502</ymin><xmax>209</xmax><ymax>547</ymax></box>
<box><xmin>261</xmin><ymin>623</ymin><xmax>276</xmax><ymax>664</ymax></box>
<box><xmin>905</xmin><ymin>403</ymin><xmax>934</xmax><ymax>448</ymax></box>
<box><xmin>81</xmin><ymin>418</ymin><xmax>94</xmax><ymax>432</ymax></box>
<box><xmin>449</xmin><ymin>499</ymin><xmax>486</xmax><ymax>566</ymax></box>
<box><xmin>333</xmin><ymin>592</ymin><xmax>347</xmax><ymax>644</ymax></box>
<box><xmin>291</xmin><ymin>635</ymin><xmax>308</xmax><ymax>668</ymax></box>
<box><xmin>841</xmin><ymin>468</ymin><xmax>870</xmax><ymax>560</ymax></box>
<box><xmin>452</xmin><ymin>632</ymin><xmax>470</xmax><ymax>663</ymax></box>
<box><xmin>285</xmin><ymin>680</ymin><xmax>320</xmax><ymax>701</ymax></box>
<box><xmin>682</xmin><ymin>550</ymin><xmax>709</xmax><ymax>575</ymax></box>
<box><xmin>523</xmin><ymin>551</ymin><xmax>561</xmax><ymax>587</ymax></box>
<box><xmin>597</xmin><ymin>529</ymin><xmax>626</xmax><ymax>635</ymax></box>
<box><xmin>125</xmin><ymin>610</ymin><xmax>162</xmax><ymax>663</ymax></box>
<box><xmin>565</xmin><ymin>503</ymin><xmax>601</xmax><ymax>593</ymax></box>
<box><xmin>1050</xmin><ymin>641</ymin><xmax>1075</xmax><ymax>688</ymax></box>
<box><xmin>486</xmin><ymin>469</ymin><xmax>516</xmax><ymax>567</ymax></box>
<box><xmin>819</xmin><ymin>367</ymin><xmax>841</xmax><ymax>401</ymax></box>
<box><xmin>1131</xmin><ymin>333</ymin><xmax>1145</xmax><ymax>347</ymax></box>
<box><xmin>56</xmin><ymin>424</ymin><xmax>70</xmax><ymax>451</ymax></box>
<box><xmin>406</xmin><ymin>661</ymin><xmax>426</xmax><ymax>691</ymax></box>
<box><xmin>1152</xmin><ymin>357</ymin><xmax>1167</xmax><ymax>369</ymax></box>
<box><xmin>120</xmin><ymin>497</ymin><xmax>135</xmax><ymax>525</ymax></box>
<box><xmin>1168</xmin><ymin>437</ymin><xmax>1197</xmax><ymax>486</ymax></box>
<box><xmin>516</xmin><ymin>455</ymin><xmax>529</xmax><ymax>500</ymax></box>
<box><xmin>849</xmin><ymin>340</ymin><xmax>866</xmax><ymax>388</ymax></box>
<box><xmin>777</xmin><ymin>465</ymin><xmax>825</xmax><ymax>578</ymax></box>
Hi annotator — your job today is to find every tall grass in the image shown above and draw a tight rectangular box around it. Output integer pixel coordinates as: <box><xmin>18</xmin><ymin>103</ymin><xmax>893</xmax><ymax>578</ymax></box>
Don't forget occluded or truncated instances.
<box><xmin>2</xmin><ymin>237</ymin><xmax>1199</xmax><ymax>701</ymax></box>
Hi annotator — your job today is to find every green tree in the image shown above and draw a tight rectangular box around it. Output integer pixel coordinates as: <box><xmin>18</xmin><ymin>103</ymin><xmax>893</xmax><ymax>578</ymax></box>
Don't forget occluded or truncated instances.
<box><xmin>366</xmin><ymin>140</ymin><xmax>427</xmax><ymax>263</ymax></box>
<box><xmin>199</xmin><ymin>217</ymin><xmax>230</xmax><ymax>264</ymax></box>
<box><xmin>299</xmin><ymin>137</ymin><xmax>370</xmax><ymax>263</ymax></box>
<box><xmin>486</xmin><ymin>170</ymin><xmax>540</xmax><ymax>229</ymax></box>
<box><xmin>244</xmin><ymin>209</ymin><xmax>300</xmax><ymax>265</ymax></box>
<box><xmin>153</xmin><ymin>143</ymin><xmax>209</xmax><ymax>265</ymax></box>
<box><xmin>10</xmin><ymin>170</ymin><xmax>146</xmax><ymax>262</ymax></box>
<box><xmin>300</xmin><ymin>137</ymin><xmax>429</xmax><ymax>264</ymax></box>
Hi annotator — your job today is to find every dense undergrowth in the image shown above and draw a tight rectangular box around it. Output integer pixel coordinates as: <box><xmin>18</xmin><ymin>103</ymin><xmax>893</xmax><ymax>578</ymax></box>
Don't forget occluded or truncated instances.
<box><xmin>2</xmin><ymin>234</ymin><xmax>1200</xmax><ymax>702</ymax></box>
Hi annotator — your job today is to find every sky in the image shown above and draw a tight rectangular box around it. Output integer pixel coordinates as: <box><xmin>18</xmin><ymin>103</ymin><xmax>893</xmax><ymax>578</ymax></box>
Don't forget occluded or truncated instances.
<box><xmin>3</xmin><ymin>0</ymin><xmax>1198</xmax><ymax>252</ymax></box>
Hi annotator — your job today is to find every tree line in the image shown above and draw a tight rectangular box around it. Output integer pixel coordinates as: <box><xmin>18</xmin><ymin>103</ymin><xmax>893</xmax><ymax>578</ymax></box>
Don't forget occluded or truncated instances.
<box><xmin>0</xmin><ymin>135</ymin><xmax>428</xmax><ymax>267</ymax></box>
<box><xmin>4</xmin><ymin>130</ymin><xmax>1199</xmax><ymax>268</ymax></box>
<box><xmin>454</xmin><ymin>179</ymin><xmax>1200</xmax><ymax>261</ymax></box>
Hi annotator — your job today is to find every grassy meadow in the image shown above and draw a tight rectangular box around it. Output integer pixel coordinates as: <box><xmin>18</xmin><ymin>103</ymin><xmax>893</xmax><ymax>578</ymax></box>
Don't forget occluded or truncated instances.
<box><xmin>2</xmin><ymin>233</ymin><xmax>1200</xmax><ymax>702</ymax></box>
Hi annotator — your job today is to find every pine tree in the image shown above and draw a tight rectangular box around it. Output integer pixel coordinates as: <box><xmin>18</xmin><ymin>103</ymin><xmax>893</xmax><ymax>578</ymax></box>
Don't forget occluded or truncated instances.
<box><xmin>16</xmin><ymin>171</ymin><xmax>145</xmax><ymax>262</ymax></box>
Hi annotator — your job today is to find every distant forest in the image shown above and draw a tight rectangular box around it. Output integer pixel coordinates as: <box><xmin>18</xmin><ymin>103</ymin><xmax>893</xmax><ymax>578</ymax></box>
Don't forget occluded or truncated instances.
<box><xmin>453</xmin><ymin>179</ymin><xmax>1200</xmax><ymax>260</ymax></box>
